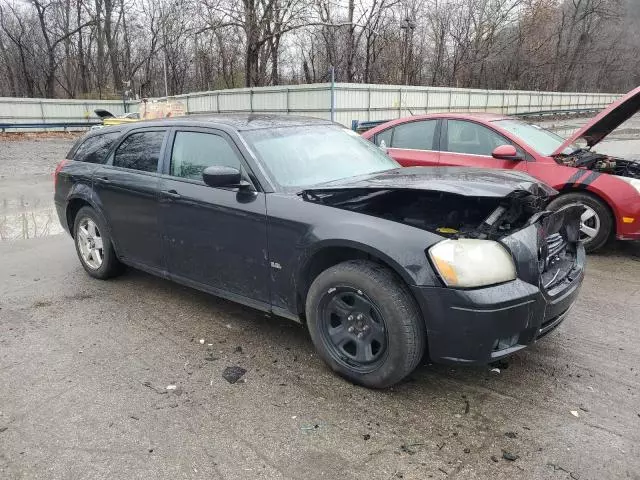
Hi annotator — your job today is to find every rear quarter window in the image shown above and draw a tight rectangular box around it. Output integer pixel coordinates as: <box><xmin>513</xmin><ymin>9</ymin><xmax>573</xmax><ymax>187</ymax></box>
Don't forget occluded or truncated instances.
<box><xmin>72</xmin><ymin>131</ymin><xmax>121</xmax><ymax>164</ymax></box>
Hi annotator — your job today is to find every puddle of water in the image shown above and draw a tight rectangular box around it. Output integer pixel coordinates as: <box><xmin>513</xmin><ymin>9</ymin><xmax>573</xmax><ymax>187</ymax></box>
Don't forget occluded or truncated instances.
<box><xmin>0</xmin><ymin>197</ymin><xmax>64</xmax><ymax>241</ymax></box>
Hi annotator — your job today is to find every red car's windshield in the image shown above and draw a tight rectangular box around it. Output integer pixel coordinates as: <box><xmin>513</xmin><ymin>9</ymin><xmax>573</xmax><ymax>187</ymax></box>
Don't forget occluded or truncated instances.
<box><xmin>493</xmin><ymin>119</ymin><xmax>579</xmax><ymax>156</ymax></box>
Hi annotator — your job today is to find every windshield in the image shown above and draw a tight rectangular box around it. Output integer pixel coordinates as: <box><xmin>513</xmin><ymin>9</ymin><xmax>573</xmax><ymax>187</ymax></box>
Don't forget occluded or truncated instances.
<box><xmin>242</xmin><ymin>125</ymin><xmax>399</xmax><ymax>189</ymax></box>
<box><xmin>492</xmin><ymin>119</ymin><xmax>579</xmax><ymax>156</ymax></box>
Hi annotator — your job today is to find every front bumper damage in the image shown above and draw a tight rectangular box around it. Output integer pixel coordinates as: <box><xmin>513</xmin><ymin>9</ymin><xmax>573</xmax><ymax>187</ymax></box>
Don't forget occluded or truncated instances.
<box><xmin>414</xmin><ymin>206</ymin><xmax>585</xmax><ymax>365</ymax></box>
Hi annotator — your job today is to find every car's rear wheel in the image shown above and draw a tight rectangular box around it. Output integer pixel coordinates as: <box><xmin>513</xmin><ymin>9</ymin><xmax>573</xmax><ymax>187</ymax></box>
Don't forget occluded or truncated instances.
<box><xmin>73</xmin><ymin>206</ymin><xmax>123</xmax><ymax>279</ymax></box>
<box><xmin>305</xmin><ymin>260</ymin><xmax>425</xmax><ymax>388</ymax></box>
<box><xmin>547</xmin><ymin>192</ymin><xmax>613</xmax><ymax>253</ymax></box>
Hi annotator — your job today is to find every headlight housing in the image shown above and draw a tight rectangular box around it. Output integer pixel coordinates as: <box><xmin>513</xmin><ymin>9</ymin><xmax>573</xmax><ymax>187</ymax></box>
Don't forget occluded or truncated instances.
<box><xmin>614</xmin><ymin>175</ymin><xmax>640</xmax><ymax>194</ymax></box>
<box><xmin>428</xmin><ymin>239</ymin><xmax>516</xmax><ymax>288</ymax></box>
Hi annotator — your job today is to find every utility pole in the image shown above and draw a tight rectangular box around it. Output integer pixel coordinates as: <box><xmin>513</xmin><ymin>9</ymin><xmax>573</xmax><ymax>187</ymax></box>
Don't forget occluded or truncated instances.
<box><xmin>400</xmin><ymin>17</ymin><xmax>416</xmax><ymax>86</ymax></box>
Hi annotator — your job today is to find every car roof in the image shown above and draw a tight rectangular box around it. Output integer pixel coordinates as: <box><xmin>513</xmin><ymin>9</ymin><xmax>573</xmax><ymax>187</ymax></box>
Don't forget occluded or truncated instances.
<box><xmin>361</xmin><ymin>112</ymin><xmax>512</xmax><ymax>137</ymax></box>
<box><xmin>117</xmin><ymin>113</ymin><xmax>334</xmax><ymax>132</ymax></box>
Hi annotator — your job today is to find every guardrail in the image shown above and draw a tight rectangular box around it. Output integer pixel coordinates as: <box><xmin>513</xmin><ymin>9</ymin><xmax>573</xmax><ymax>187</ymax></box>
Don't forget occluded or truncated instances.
<box><xmin>0</xmin><ymin>122</ymin><xmax>101</xmax><ymax>133</ymax></box>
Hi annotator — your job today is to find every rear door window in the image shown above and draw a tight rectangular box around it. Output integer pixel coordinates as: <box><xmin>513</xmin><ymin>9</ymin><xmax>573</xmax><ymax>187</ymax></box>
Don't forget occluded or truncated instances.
<box><xmin>72</xmin><ymin>132</ymin><xmax>121</xmax><ymax>164</ymax></box>
<box><xmin>170</xmin><ymin>131</ymin><xmax>241</xmax><ymax>181</ymax></box>
<box><xmin>390</xmin><ymin>120</ymin><xmax>437</xmax><ymax>150</ymax></box>
<box><xmin>113</xmin><ymin>130</ymin><xmax>166</xmax><ymax>173</ymax></box>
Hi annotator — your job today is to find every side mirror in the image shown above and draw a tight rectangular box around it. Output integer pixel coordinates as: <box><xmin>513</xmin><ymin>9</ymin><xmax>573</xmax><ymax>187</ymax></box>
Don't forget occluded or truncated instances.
<box><xmin>492</xmin><ymin>144</ymin><xmax>522</xmax><ymax>161</ymax></box>
<box><xmin>202</xmin><ymin>165</ymin><xmax>243</xmax><ymax>188</ymax></box>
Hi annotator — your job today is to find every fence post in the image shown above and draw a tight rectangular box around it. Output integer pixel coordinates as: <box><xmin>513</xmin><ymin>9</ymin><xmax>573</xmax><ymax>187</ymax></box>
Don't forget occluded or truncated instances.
<box><xmin>250</xmin><ymin>88</ymin><xmax>254</xmax><ymax>113</ymax></box>
<box><xmin>484</xmin><ymin>90</ymin><xmax>489</xmax><ymax>112</ymax></box>
<box><xmin>286</xmin><ymin>88</ymin><xmax>290</xmax><ymax>114</ymax></box>
<box><xmin>39</xmin><ymin>100</ymin><xmax>46</xmax><ymax>131</ymax></box>
<box><xmin>216</xmin><ymin>92</ymin><xmax>220</xmax><ymax>113</ymax></box>
<box><xmin>367</xmin><ymin>86</ymin><xmax>372</xmax><ymax>121</ymax></box>
<box><xmin>501</xmin><ymin>92</ymin><xmax>506</xmax><ymax>114</ymax></box>
<box><xmin>425</xmin><ymin>88</ymin><xmax>430</xmax><ymax>114</ymax></box>
<box><xmin>398</xmin><ymin>87</ymin><xmax>402</xmax><ymax>117</ymax></box>
<box><xmin>467</xmin><ymin>90</ymin><xmax>472</xmax><ymax>111</ymax></box>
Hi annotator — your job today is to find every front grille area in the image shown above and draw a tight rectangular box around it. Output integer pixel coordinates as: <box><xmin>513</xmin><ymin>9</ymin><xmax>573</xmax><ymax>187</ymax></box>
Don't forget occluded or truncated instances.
<box><xmin>540</xmin><ymin>232</ymin><xmax>577</xmax><ymax>292</ymax></box>
<box><xmin>545</xmin><ymin>232</ymin><xmax>566</xmax><ymax>261</ymax></box>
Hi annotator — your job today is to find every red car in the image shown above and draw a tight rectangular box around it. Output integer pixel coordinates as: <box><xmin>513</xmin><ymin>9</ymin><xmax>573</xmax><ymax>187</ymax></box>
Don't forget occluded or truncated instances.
<box><xmin>362</xmin><ymin>87</ymin><xmax>640</xmax><ymax>252</ymax></box>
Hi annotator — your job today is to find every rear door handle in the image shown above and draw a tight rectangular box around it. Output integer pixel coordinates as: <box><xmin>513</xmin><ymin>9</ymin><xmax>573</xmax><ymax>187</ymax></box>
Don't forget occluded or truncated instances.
<box><xmin>96</xmin><ymin>176</ymin><xmax>111</xmax><ymax>184</ymax></box>
<box><xmin>162</xmin><ymin>189</ymin><xmax>182</xmax><ymax>200</ymax></box>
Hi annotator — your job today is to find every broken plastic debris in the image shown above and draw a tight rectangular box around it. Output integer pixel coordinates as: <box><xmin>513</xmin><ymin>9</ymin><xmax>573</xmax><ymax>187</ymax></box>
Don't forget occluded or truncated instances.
<box><xmin>222</xmin><ymin>366</ymin><xmax>247</xmax><ymax>384</ymax></box>
<box><xmin>437</xmin><ymin>227</ymin><xmax>459</xmax><ymax>234</ymax></box>
<box><xmin>166</xmin><ymin>385</ymin><xmax>177</xmax><ymax>390</ymax></box>
<box><xmin>570</xmin><ymin>410</ymin><xmax>579</xmax><ymax>418</ymax></box>
<box><xmin>291</xmin><ymin>415</ymin><xmax>297</xmax><ymax>419</ymax></box>
<box><xmin>502</xmin><ymin>450</ymin><xmax>519</xmax><ymax>461</ymax></box>
<box><xmin>199</xmin><ymin>339</ymin><xmax>205</xmax><ymax>344</ymax></box>
<box><xmin>490</xmin><ymin>368</ymin><xmax>501</xmax><ymax>374</ymax></box>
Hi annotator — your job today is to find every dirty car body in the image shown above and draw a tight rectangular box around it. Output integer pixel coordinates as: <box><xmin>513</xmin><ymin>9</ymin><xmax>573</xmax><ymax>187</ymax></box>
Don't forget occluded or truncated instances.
<box><xmin>362</xmin><ymin>86</ymin><xmax>640</xmax><ymax>252</ymax></box>
<box><xmin>54</xmin><ymin>115</ymin><xmax>585</xmax><ymax>387</ymax></box>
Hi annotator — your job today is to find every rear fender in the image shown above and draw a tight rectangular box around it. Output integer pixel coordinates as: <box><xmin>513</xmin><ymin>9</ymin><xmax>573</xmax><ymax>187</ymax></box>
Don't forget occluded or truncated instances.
<box><xmin>65</xmin><ymin>186</ymin><xmax>121</xmax><ymax>257</ymax></box>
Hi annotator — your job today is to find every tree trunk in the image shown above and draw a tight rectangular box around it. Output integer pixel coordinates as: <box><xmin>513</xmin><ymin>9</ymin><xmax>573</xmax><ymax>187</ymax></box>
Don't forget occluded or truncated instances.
<box><xmin>95</xmin><ymin>0</ymin><xmax>105</xmax><ymax>97</ymax></box>
<box><xmin>103</xmin><ymin>0</ymin><xmax>121</xmax><ymax>92</ymax></box>
<box><xmin>77</xmin><ymin>0</ymin><xmax>88</xmax><ymax>95</ymax></box>
<box><xmin>346</xmin><ymin>0</ymin><xmax>355</xmax><ymax>82</ymax></box>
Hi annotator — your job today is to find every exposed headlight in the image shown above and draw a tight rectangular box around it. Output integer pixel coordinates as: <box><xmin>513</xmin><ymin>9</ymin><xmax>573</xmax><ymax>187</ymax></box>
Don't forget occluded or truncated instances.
<box><xmin>614</xmin><ymin>176</ymin><xmax>640</xmax><ymax>194</ymax></box>
<box><xmin>428</xmin><ymin>239</ymin><xmax>516</xmax><ymax>288</ymax></box>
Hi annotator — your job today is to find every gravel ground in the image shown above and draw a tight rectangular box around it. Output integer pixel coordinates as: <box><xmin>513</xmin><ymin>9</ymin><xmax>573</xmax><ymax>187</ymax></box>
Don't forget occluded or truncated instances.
<box><xmin>0</xmin><ymin>128</ymin><xmax>639</xmax><ymax>480</ymax></box>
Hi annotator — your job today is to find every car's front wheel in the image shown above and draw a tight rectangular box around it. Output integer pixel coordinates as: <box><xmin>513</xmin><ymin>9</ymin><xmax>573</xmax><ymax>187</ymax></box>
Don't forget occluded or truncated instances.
<box><xmin>547</xmin><ymin>192</ymin><xmax>613</xmax><ymax>253</ymax></box>
<box><xmin>305</xmin><ymin>260</ymin><xmax>426</xmax><ymax>388</ymax></box>
<box><xmin>73</xmin><ymin>206</ymin><xmax>123</xmax><ymax>279</ymax></box>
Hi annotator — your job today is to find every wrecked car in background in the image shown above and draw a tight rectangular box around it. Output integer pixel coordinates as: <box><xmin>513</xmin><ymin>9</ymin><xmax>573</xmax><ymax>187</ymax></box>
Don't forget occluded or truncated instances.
<box><xmin>54</xmin><ymin>115</ymin><xmax>585</xmax><ymax>388</ymax></box>
<box><xmin>92</xmin><ymin>99</ymin><xmax>186</xmax><ymax>128</ymax></box>
<box><xmin>362</xmin><ymin>85</ymin><xmax>640</xmax><ymax>252</ymax></box>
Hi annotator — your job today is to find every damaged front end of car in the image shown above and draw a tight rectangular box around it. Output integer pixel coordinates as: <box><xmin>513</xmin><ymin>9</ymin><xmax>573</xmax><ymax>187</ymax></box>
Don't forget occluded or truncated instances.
<box><xmin>301</xmin><ymin>167</ymin><xmax>585</xmax><ymax>363</ymax></box>
<box><xmin>551</xmin><ymin>85</ymin><xmax>640</xmax><ymax>180</ymax></box>
<box><xmin>554</xmin><ymin>150</ymin><xmax>640</xmax><ymax>179</ymax></box>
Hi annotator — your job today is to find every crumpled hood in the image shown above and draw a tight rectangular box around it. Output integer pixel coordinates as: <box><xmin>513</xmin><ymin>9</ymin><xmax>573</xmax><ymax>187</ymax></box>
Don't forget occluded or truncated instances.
<box><xmin>552</xmin><ymin>86</ymin><xmax>640</xmax><ymax>156</ymax></box>
<box><xmin>301</xmin><ymin>167</ymin><xmax>557</xmax><ymax>199</ymax></box>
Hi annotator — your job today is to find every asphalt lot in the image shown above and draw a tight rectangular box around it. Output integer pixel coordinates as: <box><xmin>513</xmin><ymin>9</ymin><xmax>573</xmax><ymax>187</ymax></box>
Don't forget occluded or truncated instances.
<box><xmin>1</xmin><ymin>127</ymin><xmax>639</xmax><ymax>480</ymax></box>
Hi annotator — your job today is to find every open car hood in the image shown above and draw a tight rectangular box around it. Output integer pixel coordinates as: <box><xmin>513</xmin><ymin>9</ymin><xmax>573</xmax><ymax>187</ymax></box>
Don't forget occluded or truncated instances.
<box><xmin>552</xmin><ymin>86</ymin><xmax>640</xmax><ymax>156</ymax></box>
<box><xmin>94</xmin><ymin>109</ymin><xmax>116</xmax><ymax>119</ymax></box>
<box><xmin>301</xmin><ymin>167</ymin><xmax>557</xmax><ymax>199</ymax></box>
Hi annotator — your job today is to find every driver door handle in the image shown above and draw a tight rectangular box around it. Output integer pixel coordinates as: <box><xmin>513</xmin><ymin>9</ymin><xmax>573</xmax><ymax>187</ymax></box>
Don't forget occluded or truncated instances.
<box><xmin>162</xmin><ymin>189</ymin><xmax>182</xmax><ymax>200</ymax></box>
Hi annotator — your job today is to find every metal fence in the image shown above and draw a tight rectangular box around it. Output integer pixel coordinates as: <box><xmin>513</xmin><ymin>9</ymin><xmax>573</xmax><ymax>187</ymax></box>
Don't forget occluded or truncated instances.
<box><xmin>156</xmin><ymin>83</ymin><xmax>619</xmax><ymax>126</ymax></box>
<box><xmin>0</xmin><ymin>83</ymin><xmax>620</xmax><ymax>131</ymax></box>
<box><xmin>0</xmin><ymin>97</ymin><xmax>128</xmax><ymax>131</ymax></box>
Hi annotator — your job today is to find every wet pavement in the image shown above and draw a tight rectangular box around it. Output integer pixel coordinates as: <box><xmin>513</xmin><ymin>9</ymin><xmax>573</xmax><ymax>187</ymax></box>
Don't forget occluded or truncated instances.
<box><xmin>0</xmin><ymin>130</ymin><xmax>639</xmax><ymax>480</ymax></box>
<box><xmin>0</xmin><ymin>135</ymin><xmax>72</xmax><ymax>241</ymax></box>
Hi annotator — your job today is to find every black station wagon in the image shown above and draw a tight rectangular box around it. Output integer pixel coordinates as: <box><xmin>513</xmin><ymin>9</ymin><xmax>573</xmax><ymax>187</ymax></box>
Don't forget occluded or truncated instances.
<box><xmin>54</xmin><ymin>115</ymin><xmax>585</xmax><ymax>388</ymax></box>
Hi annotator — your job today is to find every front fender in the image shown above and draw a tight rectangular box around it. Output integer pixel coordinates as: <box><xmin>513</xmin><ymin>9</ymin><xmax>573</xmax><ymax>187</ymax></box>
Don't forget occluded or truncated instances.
<box><xmin>298</xmin><ymin>219</ymin><xmax>442</xmax><ymax>288</ymax></box>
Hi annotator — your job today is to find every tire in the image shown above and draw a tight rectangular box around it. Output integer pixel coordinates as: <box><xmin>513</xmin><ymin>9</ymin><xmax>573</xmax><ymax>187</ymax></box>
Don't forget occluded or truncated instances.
<box><xmin>73</xmin><ymin>206</ymin><xmax>124</xmax><ymax>279</ymax></box>
<box><xmin>547</xmin><ymin>192</ymin><xmax>613</xmax><ymax>253</ymax></box>
<box><xmin>305</xmin><ymin>260</ymin><xmax>425</xmax><ymax>388</ymax></box>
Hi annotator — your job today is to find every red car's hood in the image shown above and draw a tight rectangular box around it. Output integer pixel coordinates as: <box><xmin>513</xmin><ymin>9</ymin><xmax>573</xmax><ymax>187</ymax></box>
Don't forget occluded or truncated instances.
<box><xmin>552</xmin><ymin>86</ymin><xmax>640</xmax><ymax>156</ymax></box>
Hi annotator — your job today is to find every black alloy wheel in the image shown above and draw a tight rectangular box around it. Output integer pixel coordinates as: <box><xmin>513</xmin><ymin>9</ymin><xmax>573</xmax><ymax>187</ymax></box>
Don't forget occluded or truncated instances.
<box><xmin>317</xmin><ymin>286</ymin><xmax>388</xmax><ymax>373</ymax></box>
